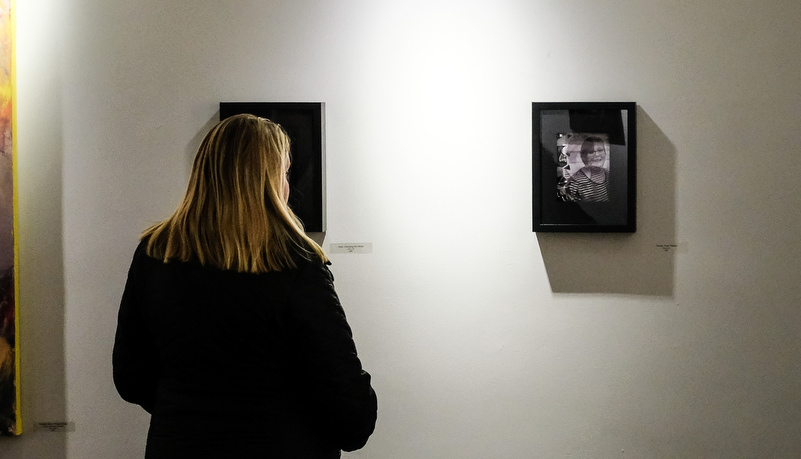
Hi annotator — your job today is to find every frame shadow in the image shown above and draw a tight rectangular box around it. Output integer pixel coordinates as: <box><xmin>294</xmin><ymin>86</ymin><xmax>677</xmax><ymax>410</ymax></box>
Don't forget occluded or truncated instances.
<box><xmin>536</xmin><ymin>108</ymin><xmax>677</xmax><ymax>296</ymax></box>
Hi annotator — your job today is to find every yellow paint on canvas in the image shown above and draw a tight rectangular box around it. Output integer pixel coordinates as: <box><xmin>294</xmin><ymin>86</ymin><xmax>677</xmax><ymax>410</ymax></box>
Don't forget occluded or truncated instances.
<box><xmin>0</xmin><ymin>0</ymin><xmax>19</xmax><ymax>437</ymax></box>
<box><xmin>11</xmin><ymin>0</ymin><xmax>20</xmax><ymax>437</ymax></box>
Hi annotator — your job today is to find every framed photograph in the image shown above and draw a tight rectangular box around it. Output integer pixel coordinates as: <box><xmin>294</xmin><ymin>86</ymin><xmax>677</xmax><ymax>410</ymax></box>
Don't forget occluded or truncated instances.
<box><xmin>532</xmin><ymin>102</ymin><xmax>636</xmax><ymax>232</ymax></box>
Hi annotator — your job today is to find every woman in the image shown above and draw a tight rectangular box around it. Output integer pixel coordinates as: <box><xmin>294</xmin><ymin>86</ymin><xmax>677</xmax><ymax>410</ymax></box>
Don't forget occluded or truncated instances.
<box><xmin>565</xmin><ymin>136</ymin><xmax>610</xmax><ymax>202</ymax></box>
<box><xmin>113</xmin><ymin>114</ymin><xmax>377</xmax><ymax>458</ymax></box>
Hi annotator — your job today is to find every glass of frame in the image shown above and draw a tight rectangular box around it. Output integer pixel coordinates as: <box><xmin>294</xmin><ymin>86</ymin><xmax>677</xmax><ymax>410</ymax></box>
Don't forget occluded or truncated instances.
<box><xmin>532</xmin><ymin>102</ymin><xmax>636</xmax><ymax>232</ymax></box>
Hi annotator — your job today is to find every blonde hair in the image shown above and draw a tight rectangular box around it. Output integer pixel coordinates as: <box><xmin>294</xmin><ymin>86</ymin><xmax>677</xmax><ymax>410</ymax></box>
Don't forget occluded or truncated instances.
<box><xmin>142</xmin><ymin>114</ymin><xmax>327</xmax><ymax>273</ymax></box>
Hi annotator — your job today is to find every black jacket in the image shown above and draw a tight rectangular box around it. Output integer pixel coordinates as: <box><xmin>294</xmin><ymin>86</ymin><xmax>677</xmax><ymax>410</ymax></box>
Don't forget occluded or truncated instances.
<box><xmin>113</xmin><ymin>242</ymin><xmax>377</xmax><ymax>458</ymax></box>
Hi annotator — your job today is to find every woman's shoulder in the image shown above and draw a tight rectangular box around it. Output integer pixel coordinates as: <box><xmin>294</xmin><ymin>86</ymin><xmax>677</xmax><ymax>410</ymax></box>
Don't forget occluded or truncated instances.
<box><xmin>285</xmin><ymin>254</ymin><xmax>333</xmax><ymax>284</ymax></box>
<box><xmin>133</xmin><ymin>238</ymin><xmax>149</xmax><ymax>257</ymax></box>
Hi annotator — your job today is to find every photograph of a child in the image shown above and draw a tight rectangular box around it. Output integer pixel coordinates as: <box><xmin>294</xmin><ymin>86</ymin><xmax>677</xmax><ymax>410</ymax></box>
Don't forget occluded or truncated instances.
<box><xmin>556</xmin><ymin>133</ymin><xmax>610</xmax><ymax>203</ymax></box>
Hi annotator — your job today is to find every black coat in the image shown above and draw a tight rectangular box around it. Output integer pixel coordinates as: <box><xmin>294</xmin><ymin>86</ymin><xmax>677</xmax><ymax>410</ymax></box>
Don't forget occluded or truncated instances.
<box><xmin>113</xmin><ymin>242</ymin><xmax>377</xmax><ymax>458</ymax></box>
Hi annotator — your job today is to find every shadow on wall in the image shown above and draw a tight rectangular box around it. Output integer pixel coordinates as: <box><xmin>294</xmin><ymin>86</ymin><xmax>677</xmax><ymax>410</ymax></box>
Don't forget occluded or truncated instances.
<box><xmin>537</xmin><ymin>109</ymin><xmax>677</xmax><ymax>296</ymax></box>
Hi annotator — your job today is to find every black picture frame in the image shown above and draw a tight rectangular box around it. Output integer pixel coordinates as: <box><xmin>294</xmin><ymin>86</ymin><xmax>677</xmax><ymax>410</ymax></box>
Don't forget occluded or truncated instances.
<box><xmin>532</xmin><ymin>102</ymin><xmax>636</xmax><ymax>232</ymax></box>
<box><xmin>220</xmin><ymin>102</ymin><xmax>326</xmax><ymax>233</ymax></box>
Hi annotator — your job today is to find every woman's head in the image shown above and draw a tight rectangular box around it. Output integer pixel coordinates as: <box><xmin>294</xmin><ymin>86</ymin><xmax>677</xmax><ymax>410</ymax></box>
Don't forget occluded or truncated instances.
<box><xmin>580</xmin><ymin>136</ymin><xmax>607</xmax><ymax>168</ymax></box>
<box><xmin>143</xmin><ymin>114</ymin><xmax>326</xmax><ymax>272</ymax></box>
<box><xmin>190</xmin><ymin>113</ymin><xmax>290</xmax><ymax>212</ymax></box>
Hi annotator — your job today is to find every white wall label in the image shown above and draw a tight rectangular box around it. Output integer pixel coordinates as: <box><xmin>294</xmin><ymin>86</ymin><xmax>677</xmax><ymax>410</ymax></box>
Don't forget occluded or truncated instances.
<box><xmin>36</xmin><ymin>422</ymin><xmax>75</xmax><ymax>432</ymax></box>
<box><xmin>656</xmin><ymin>242</ymin><xmax>688</xmax><ymax>253</ymax></box>
<box><xmin>330</xmin><ymin>243</ymin><xmax>372</xmax><ymax>254</ymax></box>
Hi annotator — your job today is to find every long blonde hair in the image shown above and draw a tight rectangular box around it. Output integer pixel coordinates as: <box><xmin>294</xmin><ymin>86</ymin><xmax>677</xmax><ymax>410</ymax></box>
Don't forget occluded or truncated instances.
<box><xmin>142</xmin><ymin>114</ymin><xmax>327</xmax><ymax>272</ymax></box>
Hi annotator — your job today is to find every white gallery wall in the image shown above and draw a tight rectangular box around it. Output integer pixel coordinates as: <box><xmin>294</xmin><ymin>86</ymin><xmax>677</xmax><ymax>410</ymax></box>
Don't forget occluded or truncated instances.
<box><xmin>7</xmin><ymin>0</ymin><xmax>801</xmax><ymax>457</ymax></box>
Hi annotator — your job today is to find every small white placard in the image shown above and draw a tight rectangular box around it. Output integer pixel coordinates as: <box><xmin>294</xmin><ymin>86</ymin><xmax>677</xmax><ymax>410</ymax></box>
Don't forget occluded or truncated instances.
<box><xmin>655</xmin><ymin>241</ymin><xmax>689</xmax><ymax>253</ymax></box>
<box><xmin>36</xmin><ymin>422</ymin><xmax>75</xmax><ymax>432</ymax></box>
<box><xmin>330</xmin><ymin>243</ymin><xmax>372</xmax><ymax>254</ymax></box>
